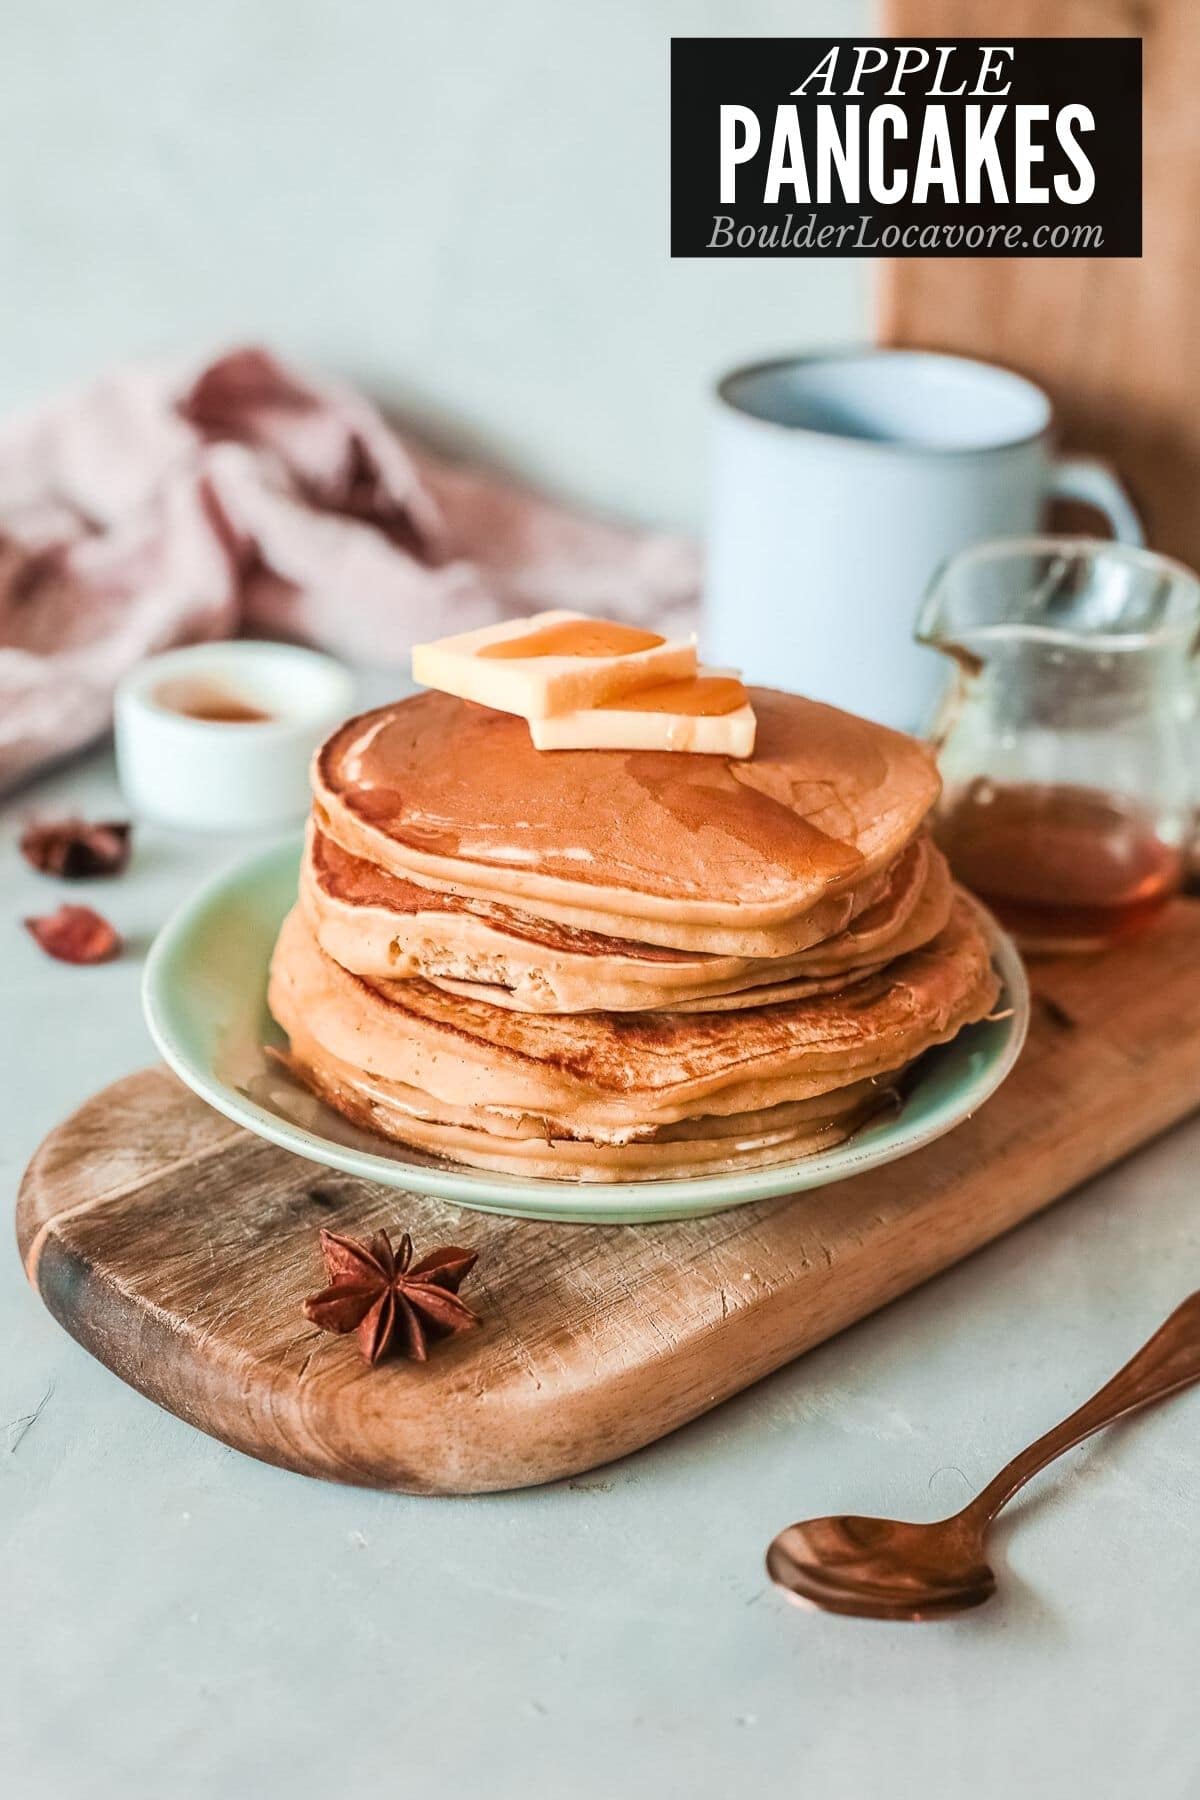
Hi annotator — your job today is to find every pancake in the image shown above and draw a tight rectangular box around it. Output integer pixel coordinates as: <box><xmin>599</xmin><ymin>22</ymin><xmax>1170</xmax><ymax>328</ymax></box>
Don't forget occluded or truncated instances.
<box><xmin>274</xmin><ymin>1034</ymin><xmax>880</xmax><ymax>1146</ymax></box>
<box><xmin>268</xmin><ymin>894</ymin><xmax>998</xmax><ymax>1137</ymax></box>
<box><xmin>272</xmin><ymin>1043</ymin><xmax>889</xmax><ymax>1181</ymax></box>
<box><xmin>301</xmin><ymin>827</ymin><xmax>951</xmax><ymax>1011</ymax></box>
<box><xmin>374</xmin><ymin>1112</ymin><xmax>872</xmax><ymax>1180</ymax></box>
<box><xmin>618</xmin><ymin>964</ymin><xmax>886</xmax><ymax>1014</ymax></box>
<box><xmin>303</xmin><ymin>821</ymin><xmax>897</xmax><ymax>961</ymax></box>
<box><xmin>430</xmin><ymin>842</ymin><xmax>954</xmax><ymax>1014</ymax></box>
<box><xmin>312</xmin><ymin>688</ymin><xmax>940</xmax><ymax>944</ymax></box>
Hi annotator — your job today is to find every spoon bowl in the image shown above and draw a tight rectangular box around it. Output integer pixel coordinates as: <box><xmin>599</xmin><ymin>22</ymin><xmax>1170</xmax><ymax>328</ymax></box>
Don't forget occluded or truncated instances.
<box><xmin>766</xmin><ymin>1512</ymin><xmax>996</xmax><ymax>1621</ymax></box>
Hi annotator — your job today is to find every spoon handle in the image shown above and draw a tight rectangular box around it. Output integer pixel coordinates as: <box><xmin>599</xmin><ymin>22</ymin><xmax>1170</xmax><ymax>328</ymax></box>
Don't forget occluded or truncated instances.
<box><xmin>966</xmin><ymin>1290</ymin><xmax>1200</xmax><ymax>1523</ymax></box>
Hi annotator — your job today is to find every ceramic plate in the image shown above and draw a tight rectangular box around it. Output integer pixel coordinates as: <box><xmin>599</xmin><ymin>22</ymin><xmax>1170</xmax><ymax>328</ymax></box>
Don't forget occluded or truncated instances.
<box><xmin>142</xmin><ymin>840</ymin><xmax>1030</xmax><ymax>1225</ymax></box>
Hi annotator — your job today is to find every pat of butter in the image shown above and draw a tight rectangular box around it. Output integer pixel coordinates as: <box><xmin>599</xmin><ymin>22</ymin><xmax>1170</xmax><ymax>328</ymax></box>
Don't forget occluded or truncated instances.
<box><xmin>411</xmin><ymin>610</ymin><xmax>697</xmax><ymax>720</ymax></box>
<box><xmin>529</xmin><ymin>670</ymin><xmax>757</xmax><ymax>757</ymax></box>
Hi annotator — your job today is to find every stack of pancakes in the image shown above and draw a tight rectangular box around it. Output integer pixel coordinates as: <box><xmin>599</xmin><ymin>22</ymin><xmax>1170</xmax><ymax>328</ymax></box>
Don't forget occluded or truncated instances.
<box><xmin>268</xmin><ymin>688</ymin><xmax>1000</xmax><ymax>1180</ymax></box>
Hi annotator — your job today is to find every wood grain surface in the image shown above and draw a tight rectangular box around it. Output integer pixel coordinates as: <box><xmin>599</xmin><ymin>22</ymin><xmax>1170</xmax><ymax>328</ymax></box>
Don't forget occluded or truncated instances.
<box><xmin>879</xmin><ymin>0</ymin><xmax>1200</xmax><ymax>565</ymax></box>
<box><xmin>17</xmin><ymin>901</ymin><xmax>1200</xmax><ymax>1495</ymax></box>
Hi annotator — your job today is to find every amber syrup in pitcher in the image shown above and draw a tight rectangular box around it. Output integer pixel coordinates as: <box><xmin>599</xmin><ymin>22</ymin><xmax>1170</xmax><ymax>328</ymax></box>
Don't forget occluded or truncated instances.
<box><xmin>936</xmin><ymin>780</ymin><xmax>1183</xmax><ymax>953</ymax></box>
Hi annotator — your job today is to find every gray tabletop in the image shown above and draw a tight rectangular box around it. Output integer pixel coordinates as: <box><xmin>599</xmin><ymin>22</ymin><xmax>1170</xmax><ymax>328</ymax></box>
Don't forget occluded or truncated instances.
<box><xmin>3</xmin><ymin>744</ymin><xmax>1198</xmax><ymax>1800</ymax></box>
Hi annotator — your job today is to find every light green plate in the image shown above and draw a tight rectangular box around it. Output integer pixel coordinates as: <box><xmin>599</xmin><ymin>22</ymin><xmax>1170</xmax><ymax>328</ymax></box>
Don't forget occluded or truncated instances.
<box><xmin>142</xmin><ymin>840</ymin><xmax>1029</xmax><ymax>1225</ymax></box>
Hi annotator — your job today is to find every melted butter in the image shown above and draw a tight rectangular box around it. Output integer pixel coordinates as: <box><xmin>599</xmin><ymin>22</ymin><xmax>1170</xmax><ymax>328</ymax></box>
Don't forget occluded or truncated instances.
<box><xmin>599</xmin><ymin>674</ymin><xmax>748</xmax><ymax>717</ymax></box>
<box><xmin>477</xmin><ymin>619</ymin><xmax>665</xmax><ymax>660</ymax></box>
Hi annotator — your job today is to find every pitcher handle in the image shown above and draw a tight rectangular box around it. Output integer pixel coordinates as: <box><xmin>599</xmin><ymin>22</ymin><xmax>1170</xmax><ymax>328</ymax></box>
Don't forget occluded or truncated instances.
<box><xmin>1048</xmin><ymin>453</ymin><xmax>1144</xmax><ymax>546</ymax></box>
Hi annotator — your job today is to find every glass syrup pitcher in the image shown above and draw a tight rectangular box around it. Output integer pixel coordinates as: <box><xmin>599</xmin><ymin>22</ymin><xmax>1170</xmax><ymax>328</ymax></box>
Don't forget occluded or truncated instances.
<box><xmin>916</xmin><ymin>536</ymin><xmax>1200</xmax><ymax>953</ymax></box>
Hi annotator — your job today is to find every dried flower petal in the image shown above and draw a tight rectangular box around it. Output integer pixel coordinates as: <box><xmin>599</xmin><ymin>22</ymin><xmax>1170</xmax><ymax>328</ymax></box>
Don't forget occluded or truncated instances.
<box><xmin>24</xmin><ymin>904</ymin><xmax>121</xmax><ymax>965</ymax></box>
<box><xmin>20</xmin><ymin>817</ymin><xmax>131</xmax><ymax>879</ymax></box>
<box><xmin>302</xmin><ymin>1224</ymin><xmax>480</xmax><ymax>1366</ymax></box>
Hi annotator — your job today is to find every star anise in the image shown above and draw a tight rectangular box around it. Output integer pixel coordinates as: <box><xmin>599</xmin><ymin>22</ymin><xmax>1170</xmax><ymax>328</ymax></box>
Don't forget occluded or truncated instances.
<box><xmin>303</xmin><ymin>1227</ymin><xmax>479</xmax><ymax>1365</ymax></box>
<box><xmin>20</xmin><ymin>817</ymin><xmax>131</xmax><ymax>879</ymax></box>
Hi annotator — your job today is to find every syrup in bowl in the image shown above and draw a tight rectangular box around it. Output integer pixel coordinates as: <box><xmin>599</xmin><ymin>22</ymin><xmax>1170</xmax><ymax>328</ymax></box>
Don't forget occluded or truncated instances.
<box><xmin>153</xmin><ymin>677</ymin><xmax>274</xmax><ymax>724</ymax></box>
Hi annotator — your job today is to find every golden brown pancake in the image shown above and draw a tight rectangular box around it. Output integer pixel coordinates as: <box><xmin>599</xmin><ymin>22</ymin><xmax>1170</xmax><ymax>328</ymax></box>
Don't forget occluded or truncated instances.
<box><xmin>377</xmin><ymin>1113</ymin><xmax>872</xmax><ymax>1180</ymax></box>
<box><xmin>270</xmin><ymin>1040</ymin><xmax>889</xmax><ymax>1181</ymax></box>
<box><xmin>303</xmin><ymin>820</ymin><xmax>898</xmax><ymax>961</ymax></box>
<box><xmin>274</xmin><ymin>1035</ymin><xmax>880</xmax><ymax>1144</ymax></box>
<box><xmin>268</xmin><ymin>894</ymin><xmax>998</xmax><ymax>1139</ymax></box>
<box><xmin>301</xmin><ymin>826</ymin><xmax>949</xmax><ymax>1011</ymax></box>
<box><xmin>312</xmin><ymin>688</ymin><xmax>940</xmax><ymax>945</ymax></box>
<box><xmin>431</xmin><ymin>843</ymin><xmax>954</xmax><ymax>1014</ymax></box>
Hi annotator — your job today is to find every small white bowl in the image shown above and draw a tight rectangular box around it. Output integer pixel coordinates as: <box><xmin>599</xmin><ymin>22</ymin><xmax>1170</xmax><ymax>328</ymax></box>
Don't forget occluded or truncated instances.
<box><xmin>115</xmin><ymin>642</ymin><xmax>356</xmax><ymax>831</ymax></box>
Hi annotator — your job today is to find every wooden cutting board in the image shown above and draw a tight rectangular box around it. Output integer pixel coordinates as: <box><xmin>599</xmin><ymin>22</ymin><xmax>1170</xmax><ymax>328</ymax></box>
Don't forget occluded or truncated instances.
<box><xmin>17</xmin><ymin>901</ymin><xmax>1200</xmax><ymax>1495</ymax></box>
<box><xmin>880</xmin><ymin>0</ymin><xmax>1200</xmax><ymax>568</ymax></box>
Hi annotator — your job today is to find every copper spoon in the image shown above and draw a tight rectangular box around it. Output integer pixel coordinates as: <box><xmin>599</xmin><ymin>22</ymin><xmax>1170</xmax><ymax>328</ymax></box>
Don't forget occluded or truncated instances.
<box><xmin>766</xmin><ymin>1290</ymin><xmax>1200</xmax><ymax>1621</ymax></box>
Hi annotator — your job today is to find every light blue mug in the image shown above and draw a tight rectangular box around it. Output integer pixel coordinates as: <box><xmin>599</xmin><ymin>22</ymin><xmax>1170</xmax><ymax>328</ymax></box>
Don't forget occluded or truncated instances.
<box><xmin>705</xmin><ymin>348</ymin><xmax>1142</xmax><ymax>732</ymax></box>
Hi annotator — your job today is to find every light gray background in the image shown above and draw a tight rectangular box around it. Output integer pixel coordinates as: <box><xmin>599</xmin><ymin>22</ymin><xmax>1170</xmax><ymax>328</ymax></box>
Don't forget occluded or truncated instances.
<box><xmin>4</xmin><ymin>5</ymin><xmax>1199</xmax><ymax>1797</ymax></box>
<box><xmin>1</xmin><ymin>0</ymin><xmax>866</xmax><ymax>530</ymax></box>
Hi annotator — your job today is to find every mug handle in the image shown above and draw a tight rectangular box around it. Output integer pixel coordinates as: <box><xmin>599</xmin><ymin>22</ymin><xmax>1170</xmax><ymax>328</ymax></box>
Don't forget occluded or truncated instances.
<box><xmin>1048</xmin><ymin>454</ymin><xmax>1144</xmax><ymax>546</ymax></box>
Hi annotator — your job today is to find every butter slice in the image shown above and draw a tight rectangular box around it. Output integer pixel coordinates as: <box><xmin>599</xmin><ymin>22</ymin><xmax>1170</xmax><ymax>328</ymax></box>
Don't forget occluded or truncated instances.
<box><xmin>411</xmin><ymin>610</ymin><xmax>697</xmax><ymax>720</ymax></box>
<box><xmin>530</xmin><ymin>669</ymin><xmax>757</xmax><ymax>757</ymax></box>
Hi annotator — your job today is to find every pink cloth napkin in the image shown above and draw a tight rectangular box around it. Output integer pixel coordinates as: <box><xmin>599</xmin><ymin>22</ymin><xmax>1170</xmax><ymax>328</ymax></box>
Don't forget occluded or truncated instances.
<box><xmin>0</xmin><ymin>346</ymin><xmax>699</xmax><ymax>791</ymax></box>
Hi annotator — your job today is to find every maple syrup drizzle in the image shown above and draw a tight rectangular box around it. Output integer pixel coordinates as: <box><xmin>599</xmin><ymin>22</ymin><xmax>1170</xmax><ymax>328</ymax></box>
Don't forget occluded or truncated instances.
<box><xmin>155</xmin><ymin>678</ymin><xmax>273</xmax><ymax>724</ymax></box>
<box><xmin>598</xmin><ymin>674</ymin><xmax>748</xmax><ymax>717</ymax></box>
<box><xmin>936</xmin><ymin>780</ymin><xmax>1182</xmax><ymax>951</ymax></box>
<box><xmin>477</xmin><ymin>619</ymin><xmax>666</xmax><ymax>660</ymax></box>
